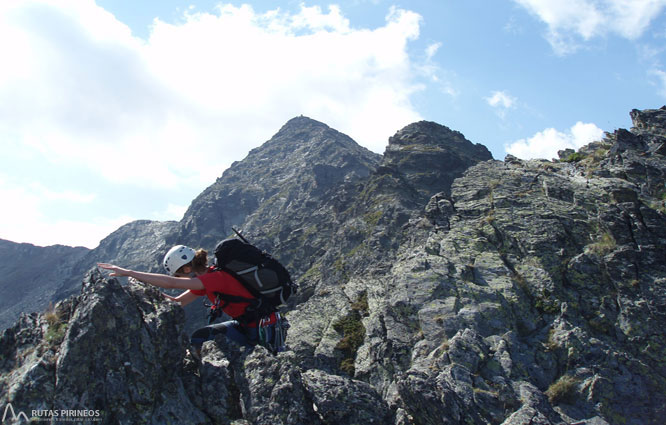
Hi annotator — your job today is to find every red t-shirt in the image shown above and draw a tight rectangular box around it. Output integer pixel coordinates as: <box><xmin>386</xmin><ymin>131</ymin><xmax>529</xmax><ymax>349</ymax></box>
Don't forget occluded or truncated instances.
<box><xmin>190</xmin><ymin>270</ymin><xmax>277</xmax><ymax>326</ymax></box>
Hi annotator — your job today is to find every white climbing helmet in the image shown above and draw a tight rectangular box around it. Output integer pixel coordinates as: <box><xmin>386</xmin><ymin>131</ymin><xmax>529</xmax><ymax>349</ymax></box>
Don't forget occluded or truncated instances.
<box><xmin>163</xmin><ymin>245</ymin><xmax>196</xmax><ymax>275</ymax></box>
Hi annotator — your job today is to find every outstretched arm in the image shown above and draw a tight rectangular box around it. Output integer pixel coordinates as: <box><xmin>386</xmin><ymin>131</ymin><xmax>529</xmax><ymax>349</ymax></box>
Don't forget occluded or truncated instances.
<box><xmin>164</xmin><ymin>290</ymin><xmax>200</xmax><ymax>306</ymax></box>
<box><xmin>97</xmin><ymin>263</ymin><xmax>205</xmax><ymax>291</ymax></box>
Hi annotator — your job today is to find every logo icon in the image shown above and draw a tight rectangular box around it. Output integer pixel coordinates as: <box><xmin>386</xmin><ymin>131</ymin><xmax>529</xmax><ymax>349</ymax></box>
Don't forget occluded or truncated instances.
<box><xmin>2</xmin><ymin>403</ymin><xmax>29</xmax><ymax>423</ymax></box>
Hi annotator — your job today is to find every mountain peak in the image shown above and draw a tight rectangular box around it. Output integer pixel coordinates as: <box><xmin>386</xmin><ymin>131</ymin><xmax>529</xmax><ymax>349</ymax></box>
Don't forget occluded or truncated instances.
<box><xmin>246</xmin><ymin>115</ymin><xmax>349</xmax><ymax>157</ymax></box>
<box><xmin>247</xmin><ymin>115</ymin><xmax>377</xmax><ymax>162</ymax></box>
<box><xmin>274</xmin><ymin>115</ymin><xmax>331</xmax><ymax>138</ymax></box>
<box><xmin>381</xmin><ymin>120</ymin><xmax>493</xmax><ymax>200</ymax></box>
<box><xmin>178</xmin><ymin>116</ymin><xmax>381</xmax><ymax>248</ymax></box>
<box><xmin>282</xmin><ymin>115</ymin><xmax>328</xmax><ymax>128</ymax></box>
<box><xmin>387</xmin><ymin>120</ymin><xmax>491</xmax><ymax>155</ymax></box>
<box><xmin>389</xmin><ymin>120</ymin><xmax>459</xmax><ymax>143</ymax></box>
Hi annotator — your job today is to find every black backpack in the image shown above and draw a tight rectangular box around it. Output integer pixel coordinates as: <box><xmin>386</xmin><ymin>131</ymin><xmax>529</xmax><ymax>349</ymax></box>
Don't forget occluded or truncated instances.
<box><xmin>212</xmin><ymin>233</ymin><xmax>296</xmax><ymax>323</ymax></box>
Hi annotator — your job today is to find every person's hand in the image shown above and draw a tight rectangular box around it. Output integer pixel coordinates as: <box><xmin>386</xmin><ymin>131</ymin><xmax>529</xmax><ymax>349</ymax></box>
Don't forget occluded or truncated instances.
<box><xmin>97</xmin><ymin>263</ymin><xmax>130</xmax><ymax>277</ymax></box>
<box><xmin>162</xmin><ymin>293</ymin><xmax>178</xmax><ymax>302</ymax></box>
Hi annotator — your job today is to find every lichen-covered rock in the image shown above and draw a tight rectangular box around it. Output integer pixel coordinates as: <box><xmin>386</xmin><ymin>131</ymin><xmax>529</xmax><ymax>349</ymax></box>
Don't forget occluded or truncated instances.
<box><xmin>302</xmin><ymin>368</ymin><xmax>392</xmax><ymax>425</ymax></box>
<box><xmin>351</xmin><ymin>107</ymin><xmax>666</xmax><ymax>424</ymax></box>
<box><xmin>1</xmin><ymin>270</ymin><xmax>209</xmax><ymax>425</ymax></box>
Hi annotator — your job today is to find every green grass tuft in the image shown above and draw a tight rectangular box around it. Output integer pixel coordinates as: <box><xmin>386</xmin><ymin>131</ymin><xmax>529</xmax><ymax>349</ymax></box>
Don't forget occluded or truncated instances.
<box><xmin>562</xmin><ymin>152</ymin><xmax>585</xmax><ymax>163</ymax></box>
<box><xmin>332</xmin><ymin>293</ymin><xmax>369</xmax><ymax>376</ymax></box>
<box><xmin>546</xmin><ymin>375</ymin><xmax>579</xmax><ymax>404</ymax></box>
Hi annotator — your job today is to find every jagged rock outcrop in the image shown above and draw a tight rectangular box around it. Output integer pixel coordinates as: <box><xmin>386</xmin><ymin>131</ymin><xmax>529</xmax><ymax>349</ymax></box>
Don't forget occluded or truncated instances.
<box><xmin>340</xmin><ymin>107</ymin><xmax>665</xmax><ymax>424</ymax></box>
<box><xmin>0</xmin><ymin>270</ymin><xmax>394</xmax><ymax>424</ymax></box>
<box><xmin>0</xmin><ymin>240</ymin><xmax>89</xmax><ymax>330</ymax></box>
<box><xmin>1</xmin><ymin>270</ymin><xmax>203</xmax><ymax>424</ymax></box>
<box><xmin>1</xmin><ymin>107</ymin><xmax>665</xmax><ymax>424</ymax></box>
<box><xmin>282</xmin><ymin>121</ymin><xmax>494</xmax><ymax>374</ymax></box>
<box><xmin>383</xmin><ymin>121</ymin><xmax>492</xmax><ymax>202</ymax></box>
<box><xmin>279</xmin><ymin>108</ymin><xmax>665</xmax><ymax>424</ymax></box>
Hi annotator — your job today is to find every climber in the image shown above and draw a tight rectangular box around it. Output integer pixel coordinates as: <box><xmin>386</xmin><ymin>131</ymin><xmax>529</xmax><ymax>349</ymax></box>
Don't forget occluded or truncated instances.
<box><xmin>97</xmin><ymin>245</ymin><xmax>279</xmax><ymax>359</ymax></box>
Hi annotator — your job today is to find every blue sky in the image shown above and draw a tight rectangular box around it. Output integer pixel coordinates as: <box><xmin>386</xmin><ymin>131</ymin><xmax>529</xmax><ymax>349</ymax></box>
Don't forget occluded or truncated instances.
<box><xmin>1</xmin><ymin>0</ymin><xmax>665</xmax><ymax>248</ymax></box>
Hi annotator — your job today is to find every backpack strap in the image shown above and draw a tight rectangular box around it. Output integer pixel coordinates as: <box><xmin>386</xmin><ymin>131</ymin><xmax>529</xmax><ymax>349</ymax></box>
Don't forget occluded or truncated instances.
<box><xmin>209</xmin><ymin>291</ymin><xmax>259</xmax><ymax>324</ymax></box>
<box><xmin>210</xmin><ymin>267</ymin><xmax>280</xmax><ymax>325</ymax></box>
<box><xmin>213</xmin><ymin>292</ymin><xmax>257</xmax><ymax>305</ymax></box>
<box><xmin>216</xmin><ymin>266</ymin><xmax>264</xmax><ymax>299</ymax></box>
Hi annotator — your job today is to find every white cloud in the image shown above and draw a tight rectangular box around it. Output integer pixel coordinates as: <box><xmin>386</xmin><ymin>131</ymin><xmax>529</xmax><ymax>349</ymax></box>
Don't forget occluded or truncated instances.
<box><xmin>486</xmin><ymin>91</ymin><xmax>516</xmax><ymax>109</ymax></box>
<box><xmin>649</xmin><ymin>67</ymin><xmax>666</xmax><ymax>97</ymax></box>
<box><xmin>415</xmin><ymin>41</ymin><xmax>458</xmax><ymax>97</ymax></box>
<box><xmin>141</xmin><ymin>3</ymin><xmax>423</xmax><ymax>153</ymax></box>
<box><xmin>27</xmin><ymin>182</ymin><xmax>96</xmax><ymax>204</ymax></box>
<box><xmin>1</xmin><ymin>1</ymin><xmax>425</xmax><ymax>187</ymax></box>
<box><xmin>0</xmin><ymin>173</ymin><xmax>132</xmax><ymax>248</ymax></box>
<box><xmin>33</xmin><ymin>215</ymin><xmax>137</xmax><ymax>248</ymax></box>
<box><xmin>425</xmin><ymin>42</ymin><xmax>442</xmax><ymax>60</ymax></box>
<box><xmin>505</xmin><ymin>121</ymin><xmax>604</xmax><ymax>159</ymax></box>
<box><xmin>486</xmin><ymin>90</ymin><xmax>517</xmax><ymax>118</ymax></box>
<box><xmin>513</xmin><ymin>0</ymin><xmax>666</xmax><ymax>54</ymax></box>
<box><xmin>0</xmin><ymin>1</ymin><xmax>431</xmax><ymax>247</ymax></box>
<box><xmin>288</xmin><ymin>4</ymin><xmax>351</xmax><ymax>32</ymax></box>
<box><xmin>151</xmin><ymin>203</ymin><xmax>188</xmax><ymax>222</ymax></box>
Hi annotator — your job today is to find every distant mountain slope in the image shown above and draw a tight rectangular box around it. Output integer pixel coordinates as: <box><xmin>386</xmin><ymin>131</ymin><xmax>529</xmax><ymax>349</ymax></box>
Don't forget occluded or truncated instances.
<box><xmin>0</xmin><ymin>239</ymin><xmax>88</xmax><ymax>330</ymax></box>
<box><xmin>53</xmin><ymin>220</ymin><xmax>180</xmax><ymax>301</ymax></box>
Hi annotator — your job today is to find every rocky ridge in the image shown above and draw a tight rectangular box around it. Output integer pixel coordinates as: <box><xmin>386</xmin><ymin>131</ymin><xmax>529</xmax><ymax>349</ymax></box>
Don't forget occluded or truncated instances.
<box><xmin>0</xmin><ymin>270</ymin><xmax>399</xmax><ymax>424</ymax></box>
<box><xmin>0</xmin><ymin>240</ymin><xmax>89</xmax><ymax>330</ymax></box>
<box><xmin>1</xmin><ymin>108</ymin><xmax>665</xmax><ymax>424</ymax></box>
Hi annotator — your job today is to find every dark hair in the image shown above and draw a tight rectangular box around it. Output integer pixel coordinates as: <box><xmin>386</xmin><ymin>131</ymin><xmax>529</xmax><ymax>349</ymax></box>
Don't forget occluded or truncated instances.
<box><xmin>191</xmin><ymin>249</ymin><xmax>209</xmax><ymax>274</ymax></box>
<box><xmin>175</xmin><ymin>249</ymin><xmax>209</xmax><ymax>275</ymax></box>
